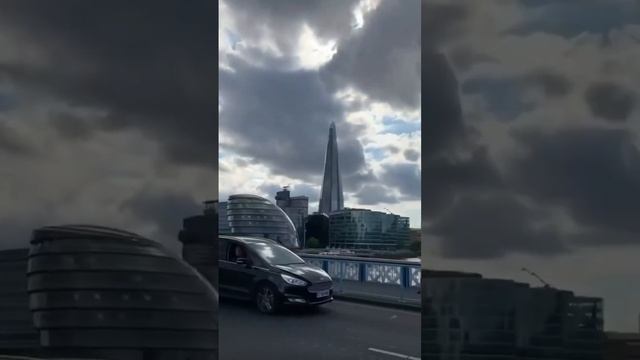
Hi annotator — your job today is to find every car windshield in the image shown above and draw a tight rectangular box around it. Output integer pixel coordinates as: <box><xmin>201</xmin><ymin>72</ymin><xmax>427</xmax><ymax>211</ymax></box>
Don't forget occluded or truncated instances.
<box><xmin>248</xmin><ymin>241</ymin><xmax>305</xmax><ymax>265</ymax></box>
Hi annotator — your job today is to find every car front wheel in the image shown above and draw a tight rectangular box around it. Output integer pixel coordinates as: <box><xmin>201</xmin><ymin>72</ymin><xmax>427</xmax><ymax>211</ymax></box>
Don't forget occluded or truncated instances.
<box><xmin>255</xmin><ymin>283</ymin><xmax>279</xmax><ymax>314</ymax></box>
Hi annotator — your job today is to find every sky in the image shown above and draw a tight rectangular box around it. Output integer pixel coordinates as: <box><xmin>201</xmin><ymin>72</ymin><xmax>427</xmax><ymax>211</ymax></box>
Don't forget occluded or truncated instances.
<box><xmin>218</xmin><ymin>0</ymin><xmax>421</xmax><ymax>227</ymax></box>
<box><xmin>421</xmin><ymin>0</ymin><xmax>640</xmax><ymax>332</ymax></box>
<box><xmin>0</xmin><ymin>1</ymin><xmax>217</xmax><ymax>255</ymax></box>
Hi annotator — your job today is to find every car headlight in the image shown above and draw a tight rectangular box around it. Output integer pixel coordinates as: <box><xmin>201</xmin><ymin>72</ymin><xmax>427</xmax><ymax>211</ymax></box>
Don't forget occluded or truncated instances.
<box><xmin>281</xmin><ymin>274</ymin><xmax>307</xmax><ymax>286</ymax></box>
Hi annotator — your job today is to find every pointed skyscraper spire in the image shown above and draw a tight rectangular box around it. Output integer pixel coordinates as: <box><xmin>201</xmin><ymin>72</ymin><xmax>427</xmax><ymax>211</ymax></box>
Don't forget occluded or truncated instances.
<box><xmin>319</xmin><ymin>121</ymin><xmax>344</xmax><ymax>214</ymax></box>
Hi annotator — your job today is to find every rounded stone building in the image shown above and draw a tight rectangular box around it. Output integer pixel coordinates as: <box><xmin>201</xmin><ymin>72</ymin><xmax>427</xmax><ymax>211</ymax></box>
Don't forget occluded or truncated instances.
<box><xmin>27</xmin><ymin>225</ymin><xmax>218</xmax><ymax>360</ymax></box>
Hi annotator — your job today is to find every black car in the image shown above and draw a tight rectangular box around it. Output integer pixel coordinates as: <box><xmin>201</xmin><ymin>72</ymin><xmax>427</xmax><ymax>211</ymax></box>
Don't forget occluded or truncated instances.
<box><xmin>219</xmin><ymin>235</ymin><xmax>333</xmax><ymax>313</ymax></box>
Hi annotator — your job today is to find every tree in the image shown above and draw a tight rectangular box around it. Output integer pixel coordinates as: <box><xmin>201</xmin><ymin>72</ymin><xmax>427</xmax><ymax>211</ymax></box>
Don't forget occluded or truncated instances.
<box><xmin>306</xmin><ymin>237</ymin><xmax>320</xmax><ymax>249</ymax></box>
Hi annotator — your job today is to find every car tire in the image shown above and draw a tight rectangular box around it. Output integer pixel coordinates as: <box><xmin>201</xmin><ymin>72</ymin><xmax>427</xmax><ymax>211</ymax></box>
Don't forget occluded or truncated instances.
<box><xmin>255</xmin><ymin>282</ymin><xmax>280</xmax><ymax>314</ymax></box>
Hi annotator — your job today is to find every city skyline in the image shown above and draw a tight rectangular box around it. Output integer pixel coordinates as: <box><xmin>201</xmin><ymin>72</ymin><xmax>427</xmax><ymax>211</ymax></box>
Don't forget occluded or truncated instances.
<box><xmin>422</xmin><ymin>0</ymin><xmax>640</xmax><ymax>332</ymax></box>
<box><xmin>219</xmin><ymin>0</ymin><xmax>421</xmax><ymax>228</ymax></box>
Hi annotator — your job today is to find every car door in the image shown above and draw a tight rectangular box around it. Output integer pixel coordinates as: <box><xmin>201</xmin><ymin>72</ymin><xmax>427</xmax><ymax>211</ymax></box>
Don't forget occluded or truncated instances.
<box><xmin>225</xmin><ymin>242</ymin><xmax>259</xmax><ymax>300</ymax></box>
<box><xmin>218</xmin><ymin>237</ymin><xmax>235</xmax><ymax>297</ymax></box>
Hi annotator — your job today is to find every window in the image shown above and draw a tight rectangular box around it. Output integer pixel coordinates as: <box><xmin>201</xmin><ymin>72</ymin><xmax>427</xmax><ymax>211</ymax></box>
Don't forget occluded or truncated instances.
<box><xmin>248</xmin><ymin>242</ymin><xmax>305</xmax><ymax>265</ymax></box>
<box><xmin>228</xmin><ymin>243</ymin><xmax>248</xmax><ymax>262</ymax></box>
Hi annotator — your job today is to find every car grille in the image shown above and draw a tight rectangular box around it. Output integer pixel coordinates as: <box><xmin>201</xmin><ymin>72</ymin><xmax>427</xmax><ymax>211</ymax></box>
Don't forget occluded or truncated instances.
<box><xmin>308</xmin><ymin>281</ymin><xmax>332</xmax><ymax>292</ymax></box>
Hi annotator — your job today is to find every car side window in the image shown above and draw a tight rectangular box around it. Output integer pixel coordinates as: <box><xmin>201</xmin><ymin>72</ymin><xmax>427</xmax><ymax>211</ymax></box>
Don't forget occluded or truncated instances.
<box><xmin>246</xmin><ymin>249</ymin><xmax>263</xmax><ymax>267</ymax></box>
<box><xmin>228</xmin><ymin>243</ymin><xmax>248</xmax><ymax>262</ymax></box>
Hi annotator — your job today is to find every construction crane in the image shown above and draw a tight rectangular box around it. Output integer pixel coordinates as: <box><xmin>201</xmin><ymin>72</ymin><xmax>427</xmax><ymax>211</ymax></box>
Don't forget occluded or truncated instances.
<box><xmin>521</xmin><ymin>267</ymin><xmax>552</xmax><ymax>288</ymax></box>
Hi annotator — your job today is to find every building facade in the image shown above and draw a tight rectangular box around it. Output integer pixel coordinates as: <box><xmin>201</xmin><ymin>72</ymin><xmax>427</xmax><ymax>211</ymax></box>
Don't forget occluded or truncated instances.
<box><xmin>318</xmin><ymin>122</ymin><xmax>344</xmax><ymax>215</ymax></box>
<box><xmin>217</xmin><ymin>201</ymin><xmax>231</xmax><ymax>234</ymax></box>
<box><xmin>422</xmin><ymin>270</ymin><xmax>604</xmax><ymax>360</ymax></box>
<box><xmin>305</xmin><ymin>213</ymin><xmax>330</xmax><ymax>248</ymax></box>
<box><xmin>328</xmin><ymin>208</ymin><xmax>410</xmax><ymax>250</ymax></box>
<box><xmin>179</xmin><ymin>200</ymin><xmax>219</xmax><ymax>289</ymax></box>
<box><xmin>218</xmin><ymin>194</ymin><xmax>299</xmax><ymax>249</ymax></box>
<box><xmin>275</xmin><ymin>187</ymin><xmax>308</xmax><ymax>247</ymax></box>
<box><xmin>0</xmin><ymin>225</ymin><xmax>219</xmax><ymax>360</ymax></box>
<box><xmin>0</xmin><ymin>249</ymin><xmax>39</xmax><ymax>356</ymax></box>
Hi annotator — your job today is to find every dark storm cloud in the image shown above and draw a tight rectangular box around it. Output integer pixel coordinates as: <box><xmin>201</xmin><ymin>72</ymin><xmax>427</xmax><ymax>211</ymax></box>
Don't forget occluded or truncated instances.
<box><xmin>422</xmin><ymin>45</ymin><xmax>505</xmax><ymax>221</ymax></box>
<box><xmin>420</xmin><ymin>3</ymin><xmax>560</xmax><ymax>258</ymax></box>
<box><xmin>234</xmin><ymin>158</ymin><xmax>251</xmax><ymax>168</ymax></box>
<box><xmin>462</xmin><ymin>69</ymin><xmax>571</xmax><ymax>120</ymax></box>
<box><xmin>462</xmin><ymin>77</ymin><xmax>534</xmax><ymax>121</ymax></box>
<box><xmin>121</xmin><ymin>189</ymin><xmax>201</xmax><ymax>244</ymax></box>
<box><xmin>291</xmin><ymin>183</ymin><xmax>321</xmax><ymax>203</ymax></box>
<box><xmin>50</xmin><ymin>112</ymin><xmax>94</xmax><ymax>141</ymax></box>
<box><xmin>508</xmin><ymin>127</ymin><xmax>640</xmax><ymax>242</ymax></box>
<box><xmin>422</xmin><ymin>52</ymin><xmax>468</xmax><ymax>157</ymax></box>
<box><xmin>220</xmin><ymin>56</ymin><xmax>366</xmax><ymax>181</ymax></box>
<box><xmin>354</xmin><ymin>184</ymin><xmax>399</xmax><ymax>205</ymax></box>
<box><xmin>510</xmin><ymin>0</ymin><xmax>639</xmax><ymax>38</ymax></box>
<box><xmin>422</xmin><ymin>1</ymin><xmax>468</xmax><ymax>51</ymax></box>
<box><xmin>343</xmin><ymin>169</ymin><xmax>378</xmax><ymax>193</ymax></box>
<box><xmin>380</xmin><ymin>163</ymin><xmax>420</xmax><ymax>199</ymax></box>
<box><xmin>321</xmin><ymin>0</ymin><xmax>421</xmax><ymax>109</ymax></box>
<box><xmin>429</xmin><ymin>191</ymin><xmax>566</xmax><ymax>259</ymax></box>
<box><xmin>223</xmin><ymin>0</ymin><xmax>360</xmax><ymax>55</ymax></box>
<box><xmin>0</xmin><ymin>93</ymin><xmax>17</xmax><ymax>111</ymax></box>
<box><xmin>423</xmin><ymin>147</ymin><xmax>504</xmax><ymax>218</ymax></box>
<box><xmin>0</xmin><ymin>123</ymin><xmax>34</xmax><ymax>155</ymax></box>
<box><xmin>404</xmin><ymin>149</ymin><xmax>420</xmax><ymax>161</ymax></box>
<box><xmin>449</xmin><ymin>46</ymin><xmax>496</xmax><ymax>72</ymax></box>
<box><xmin>422</xmin><ymin>0</ymin><xmax>640</xmax><ymax>261</ymax></box>
<box><xmin>522</xmin><ymin>68</ymin><xmax>573</xmax><ymax>98</ymax></box>
<box><xmin>0</xmin><ymin>1</ymin><xmax>217</xmax><ymax>167</ymax></box>
<box><xmin>584</xmin><ymin>81</ymin><xmax>637</xmax><ymax>122</ymax></box>
<box><xmin>387</xmin><ymin>145</ymin><xmax>400</xmax><ymax>154</ymax></box>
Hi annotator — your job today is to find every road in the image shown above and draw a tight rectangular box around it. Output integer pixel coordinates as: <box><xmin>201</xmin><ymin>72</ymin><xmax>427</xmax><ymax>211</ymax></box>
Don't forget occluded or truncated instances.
<box><xmin>219</xmin><ymin>298</ymin><xmax>420</xmax><ymax>360</ymax></box>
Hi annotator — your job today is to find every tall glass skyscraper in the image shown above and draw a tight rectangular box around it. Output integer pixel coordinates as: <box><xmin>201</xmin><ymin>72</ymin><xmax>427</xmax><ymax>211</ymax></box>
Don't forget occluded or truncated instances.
<box><xmin>319</xmin><ymin>122</ymin><xmax>344</xmax><ymax>215</ymax></box>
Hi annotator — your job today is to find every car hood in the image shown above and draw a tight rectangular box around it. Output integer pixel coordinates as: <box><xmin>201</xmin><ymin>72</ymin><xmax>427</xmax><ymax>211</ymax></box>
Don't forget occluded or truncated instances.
<box><xmin>275</xmin><ymin>263</ymin><xmax>332</xmax><ymax>283</ymax></box>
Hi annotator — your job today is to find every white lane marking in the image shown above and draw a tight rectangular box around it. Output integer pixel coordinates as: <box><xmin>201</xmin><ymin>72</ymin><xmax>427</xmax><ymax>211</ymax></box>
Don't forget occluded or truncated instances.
<box><xmin>368</xmin><ymin>347</ymin><xmax>420</xmax><ymax>360</ymax></box>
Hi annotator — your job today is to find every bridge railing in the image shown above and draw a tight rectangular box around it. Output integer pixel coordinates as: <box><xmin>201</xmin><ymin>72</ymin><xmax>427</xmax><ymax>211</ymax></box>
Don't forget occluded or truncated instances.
<box><xmin>299</xmin><ymin>254</ymin><xmax>421</xmax><ymax>308</ymax></box>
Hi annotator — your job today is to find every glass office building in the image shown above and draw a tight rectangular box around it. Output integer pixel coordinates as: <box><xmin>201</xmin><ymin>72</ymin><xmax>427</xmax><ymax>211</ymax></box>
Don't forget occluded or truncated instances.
<box><xmin>219</xmin><ymin>194</ymin><xmax>299</xmax><ymax>249</ymax></box>
<box><xmin>328</xmin><ymin>208</ymin><xmax>410</xmax><ymax>250</ymax></box>
<box><xmin>422</xmin><ymin>270</ymin><xmax>604</xmax><ymax>360</ymax></box>
<box><xmin>0</xmin><ymin>225</ymin><xmax>219</xmax><ymax>360</ymax></box>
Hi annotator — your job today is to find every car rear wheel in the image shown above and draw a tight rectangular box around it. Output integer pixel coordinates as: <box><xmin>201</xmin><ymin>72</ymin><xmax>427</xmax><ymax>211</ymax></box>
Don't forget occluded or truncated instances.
<box><xmin>255</xmin><ymin>283</ymin><xmax>279</xmax><ymax>314</ymax></box>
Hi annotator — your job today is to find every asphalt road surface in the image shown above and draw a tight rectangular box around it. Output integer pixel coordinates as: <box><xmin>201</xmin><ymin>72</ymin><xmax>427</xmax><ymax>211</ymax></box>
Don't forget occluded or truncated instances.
<box><xmin>220</xmin><ymin>298</ymin><xmax>420</xmax><ymax>360</ymax></box>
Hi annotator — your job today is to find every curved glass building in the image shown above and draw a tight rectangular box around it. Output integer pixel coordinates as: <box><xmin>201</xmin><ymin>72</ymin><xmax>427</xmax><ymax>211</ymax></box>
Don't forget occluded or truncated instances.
<box><xmin>27</xmin><ymin>224</ymin><xmax>218</xmax><ymax>360</ymax></box>
<box><xmin>0</xmin><ymin>249</ymin><xmax>39</xmax><ymax>356</ymax></box>
<box><xmin>221</xmin><ymin>194</ymin><xmax>299</xmax><ymax>249</ymax></box>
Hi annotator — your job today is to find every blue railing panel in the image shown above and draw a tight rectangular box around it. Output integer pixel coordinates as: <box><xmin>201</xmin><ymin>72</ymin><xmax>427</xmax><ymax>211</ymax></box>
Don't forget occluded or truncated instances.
<box><xmin>300</xmin><ymin>255</ymin><xmax>421</xmax><ymax>288</ymax></box>
<box><xmin>365</xmin><ymin>263</ymin><xmax>402</xmax><ymax>285</ymax></box>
